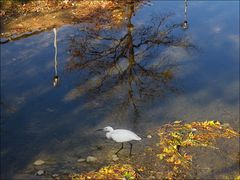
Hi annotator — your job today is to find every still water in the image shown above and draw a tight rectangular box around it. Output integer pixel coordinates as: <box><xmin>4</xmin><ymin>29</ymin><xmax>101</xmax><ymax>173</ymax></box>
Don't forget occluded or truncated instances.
<box><xmin>1</xmin><ymin>1</ymin><xmax>239</xmax><ymax>179</ymax></box>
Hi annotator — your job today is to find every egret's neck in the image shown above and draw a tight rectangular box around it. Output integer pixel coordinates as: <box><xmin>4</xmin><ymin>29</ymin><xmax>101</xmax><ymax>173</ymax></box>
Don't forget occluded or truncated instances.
<box><xmin>106</xmin><ymin>132</ymin><xmax>111</xmax><ymax>139</ymax></box>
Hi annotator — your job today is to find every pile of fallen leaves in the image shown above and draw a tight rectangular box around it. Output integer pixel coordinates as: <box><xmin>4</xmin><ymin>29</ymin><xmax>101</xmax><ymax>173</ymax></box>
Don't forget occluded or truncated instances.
<box><xmin>70</xmin><ymin>164</ymin><xmax>137</xmax><ymax>180</ymax></box>
<box><xmin>156</xmin><ymin>120</ymin><xmax>239</xmax><ymax>179</ymax></box>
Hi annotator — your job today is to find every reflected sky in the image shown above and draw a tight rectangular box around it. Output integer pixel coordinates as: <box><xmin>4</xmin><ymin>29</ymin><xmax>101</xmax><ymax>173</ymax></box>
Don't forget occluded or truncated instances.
<box><xmin>1</xmin><ymin>1</ymin><xmax>239</xmax><ymax>179</ymax></box>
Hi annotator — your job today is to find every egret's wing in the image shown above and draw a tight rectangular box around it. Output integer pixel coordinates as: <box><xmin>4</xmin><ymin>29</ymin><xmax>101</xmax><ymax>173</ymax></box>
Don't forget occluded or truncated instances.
<box><xmin>111</xmin><ymin>129</ymin><xmax>141</xmax><ymax>142</ymax></box>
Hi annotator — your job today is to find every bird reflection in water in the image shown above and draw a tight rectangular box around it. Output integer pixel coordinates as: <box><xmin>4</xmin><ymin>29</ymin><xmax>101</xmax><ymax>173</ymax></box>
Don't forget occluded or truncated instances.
<box><xmin>66</xmin><ymin>0</ymin><xmax>194</xmax><ymax>113</ymax></box>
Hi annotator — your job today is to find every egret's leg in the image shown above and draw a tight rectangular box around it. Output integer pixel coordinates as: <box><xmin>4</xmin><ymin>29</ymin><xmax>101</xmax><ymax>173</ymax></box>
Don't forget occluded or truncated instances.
<box><xmin>115</xmin><ymin>143</ymin><xmax>124</xmax><ymax>154</ymax></box>
<box><xmin>129</xmin><ymin>142</ymin><xmax>133</xmax><ymax>156</ymax></box>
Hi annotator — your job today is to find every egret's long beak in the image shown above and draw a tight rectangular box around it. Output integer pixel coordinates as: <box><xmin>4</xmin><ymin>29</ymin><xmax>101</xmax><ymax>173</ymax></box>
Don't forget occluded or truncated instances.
<box><xmin>96</xmin><ymin>128</ymin><xmax>103</xmax><ymax>131</ymax></box>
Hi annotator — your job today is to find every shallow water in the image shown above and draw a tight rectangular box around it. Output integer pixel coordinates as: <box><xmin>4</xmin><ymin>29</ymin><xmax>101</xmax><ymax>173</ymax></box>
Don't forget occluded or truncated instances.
<box><xmin>1</xmin><ymin>1</ymin><xmax>239</xmax><ymax>179</ymax></box>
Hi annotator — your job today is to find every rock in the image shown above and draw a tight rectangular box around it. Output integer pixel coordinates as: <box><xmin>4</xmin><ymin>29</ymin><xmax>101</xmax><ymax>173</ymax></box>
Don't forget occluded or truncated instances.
<box><xmin>156</xmin><ymin>172</ymin><xmax>164</xmax><ymax>179</ymax></box>
<box><xmin>112</xmin><ymin>157</ymin><xmax>119</xmax><ymax>161</ymax></box>
<box><xmin>191</xmin><ymin>128</ymin><xmax>197</xmax><ymax>132</ymax></box>
<box><xmin>146</xmin><ymin>147</ymin><xmax>153</xmax><ymax>151</ymax></box>
<box><xmin>148</xmin><ymin>176</ymin><xmax>155</xmax><ymax>179</ymax></box>
<box><xmin>36</xmin><ymin>170</ymin><xmax>44</xmax><ymax>176</ymax></box>
<box><xmin>52</xmin><ymin>174</ymin><xmax>59</xmax><ymax>178</ymax></box>
<box><xmin>173</xmin><ymin>120</ymin><xmax>182</xmax><ymax>124</ymax></box>
<box><xmin>91</xmin><ymin>145</ymin><xmax>103</xmax><ymax>151</ymax></box>
<box><xmin>112</xmin><ymin>155</ymin><xmax>119</xmax><ymax>161</ymax></box>
<box><xmin>77</xmin><ymin>158</ymin><xmax>86</xmax><ymax>163</ymax></box>
<box><xmin>222</xmin><ymin>123</ymin><xmax>230</xmax><ymax>128</ymax></box>
<box><xmin>33</xmin><ymin>160</ymin><xmax>45</xmax><ymax>166</ymax></box>
<box><xmin>147</xmin><ymin>135</ymin><xmax>152</xmax><ymax>139</ymax></box>
<box><xmin>0</xmin><ymin>10</ymin><xmax>6</xmax><ymax>16</ymax></box>
<box><xmin>96</xmin><ymin>145</ymin><xmax>103</xmax><ymax>150</ymax></box>
<box><xmin>86</xmin><ymin>156</ymin><xmax>97</xmax><ymax>162</ymax></box>
<box><xmin>112</xmin><ymin>154</ymin><xmax>118</xmax><ymax>158</ymax></box>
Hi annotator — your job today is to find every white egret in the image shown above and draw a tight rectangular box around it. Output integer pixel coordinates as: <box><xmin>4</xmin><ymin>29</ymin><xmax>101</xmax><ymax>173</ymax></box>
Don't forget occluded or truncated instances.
<box><xmin>98</xmin><ymin>126</ymin><xmax>141</xmax><ymax>156</ymax></box>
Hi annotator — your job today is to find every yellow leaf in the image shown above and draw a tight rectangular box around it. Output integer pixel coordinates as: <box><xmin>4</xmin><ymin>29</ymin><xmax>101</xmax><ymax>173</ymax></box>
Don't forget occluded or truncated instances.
<box><xmin>174</xmin><ymin>159</ymin><xmax>181</xmax><ymax>165</ymax></box>
<box><xmin>166</xmin><ymin>156</ymin><xmax>175</xmax><ymax>163</ymax></box>
<box><xmin>163</xmin><ymin>147</ymin><xmax>174</xmax><ymax>154</ymax></box>
<box><xmin>234</xmin><ymin>175</ymin><xmax>240</xmax><ymax>180</ymax></box>
<box><xmin>226</xmin><ymin>129</ymin><xmax>239</xmax><ymax>136</ymax></box>
<box><xmin>185</xmin><ymin>124</ymin><xmax>192</xmax><ymax>129</ymax></box>
<box><xmin>137</xmin><ymin>167</ymin><xmax>145</xmax><ymax>172</ymax></box>
<box><xmin>157</xmin><ymin>153</ymin><xmax>166</xmax><ymax>160</ymax></box>
<box><xmin>208</xmin><ymin>120</ymin><xmax>215</xmax><ymax>126</ymax></box>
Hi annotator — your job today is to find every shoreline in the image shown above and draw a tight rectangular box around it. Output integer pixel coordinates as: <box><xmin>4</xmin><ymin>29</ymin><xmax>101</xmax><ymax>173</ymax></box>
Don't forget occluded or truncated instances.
<box><xmin>0</xmin><ymin>0</ymin><xmax>128</xmax><ymax>41</ymax></box>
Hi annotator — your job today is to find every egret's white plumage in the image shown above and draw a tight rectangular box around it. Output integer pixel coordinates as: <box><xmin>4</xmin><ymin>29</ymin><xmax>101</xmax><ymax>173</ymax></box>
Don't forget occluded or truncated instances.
<box><xmin>102</xmin><ymin>126</ymin><xmax>141</xmax><ymax>155</ymax></box>
<box><xmin>106</xmin><ymin>129</ymin><xmax>141</xmax><ymax>142</ymax></box>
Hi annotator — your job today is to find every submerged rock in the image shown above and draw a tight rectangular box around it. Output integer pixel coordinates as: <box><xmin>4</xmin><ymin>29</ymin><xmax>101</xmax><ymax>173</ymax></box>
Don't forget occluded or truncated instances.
<box><xmin>52</xmin><ymin>174</ymin><xmax>59</xmax><ymax>178</ymax></box>
<box><xmin>77</xmin><ymin>158</ymin><xmax>86</xmax><ymax>163</ymax></box>
<box><xmin>222</xmin><ymin>123</ymin><xmax>230</xmax><ymax>128</ymax></box>
<box><xmin>33</xmin><ymin>160</ymin><xmax>45</xmax><ymax>166</ymax></box>
<box><xmin>86</xmin><ymin>156</ymin><xmax>97</xmax><ymax>162</ymax></box>
<box><xmin>148</xmin><ymin>176</ymin><xmax>156</xmax><ymax>179</ymax></box>
<box><xmin>112</xmin><ymin>155</ymin><xmax>119</xmax><ymax>161</ymax></box>
<box><xmin>147</xmin><ymin>135</ymin><xmax>152</xmax><ymax>139</ymax></box>
<box><xmin>36</xmin><ymin>170</ymin><xmax>45</xmax><ymax>176</ymax></box>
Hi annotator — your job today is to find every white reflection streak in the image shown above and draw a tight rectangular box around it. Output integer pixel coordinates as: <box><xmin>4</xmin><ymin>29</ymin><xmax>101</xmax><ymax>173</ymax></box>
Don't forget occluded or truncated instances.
<box><xmin>182</xmin><ymin>0</ymin><xmax>188</xmax><ymax>30</ymax></box>
<box><xmin>53</xmin><ymin>28</ymin><xmax>60</xmax><ymax>87</ymax></box>
<box><xmin>184</xmin><ymin>0</ymin><xmax>187</xmax><ymax>21</ymax></box>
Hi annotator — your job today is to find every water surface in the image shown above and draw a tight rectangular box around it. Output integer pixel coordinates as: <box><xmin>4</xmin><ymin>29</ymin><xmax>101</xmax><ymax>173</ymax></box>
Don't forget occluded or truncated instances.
<box><xmin>1</xmin><ymin>1</ymin><xmax>239</xmax><ymax>179</ymax></box>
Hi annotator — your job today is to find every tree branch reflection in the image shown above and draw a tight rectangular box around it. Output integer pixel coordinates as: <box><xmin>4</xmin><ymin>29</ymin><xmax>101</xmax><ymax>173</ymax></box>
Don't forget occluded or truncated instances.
<box><xmin>65</xmin><ymin>1</ymin><xmax>194</xmax><ymax>113</ymax></box>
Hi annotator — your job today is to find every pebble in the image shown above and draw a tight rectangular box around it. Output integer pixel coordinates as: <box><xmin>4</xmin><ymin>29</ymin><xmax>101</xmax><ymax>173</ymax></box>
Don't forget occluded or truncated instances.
<box><xmin>77</xmin><ymin>158</ymin><xmax>86</xmax><ymax>163</ymax></box>
<box><xmin>222</xmin><ymin>123</ymin><xmax>230</xmax><ymax>128</ymax></box>
<box><xmin>191</xmin><ymin>128</ymin><xmax>197</xmax><ymax>132</ymax></box>
<box><xmin>96</xmin><ymin>145</ymin><xmax>103</xmax><ymax>150</ymax></box>
<box><xmin>112</xmin><ymin>155</ymin><xmax>119</xmax><ymax>161</ymax></box>
<box><xmin>33</xmin><ymin>160</ymin><xmax>45</xmax><ymax>166</ymax></box>
<box><xmin>156</xmin><ymin>172</ymin><xmax>163</xmax><ymax>179</ymax></box>
<box><xmin>148</xmin><ymin>176</ymin><xmax>156</xmax><ymax>179</ymax></box>
<box><xmin>86</xmin><ymin>156</ymin><xmax>97</xmax><ymax>162</ymax></box>
<box><xmin>36</xmin><ymin>170</ymin><xmax>44</xmax><ymax>176</ymax></box>
<box><xmin>147</xmin><ymin>135</ymin><xmax>152</xmax><ymax>139</ymax></box>
<box><xmin>52</xmin><ymin>174</ymin><xmax>59</xmax><ymax>178</ymax></box>
<box><xmin>0</xmin><ymin>10</ymin><xmax>6</xmax><ymax>16</ymax></box>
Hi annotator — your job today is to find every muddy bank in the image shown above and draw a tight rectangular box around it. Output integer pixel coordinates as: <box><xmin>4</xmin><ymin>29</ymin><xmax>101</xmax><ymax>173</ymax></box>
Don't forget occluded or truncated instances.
<box><xmin>14</xmin><ymin>121</ymin><xmax>240</xmax><ymax>179</ymax></box>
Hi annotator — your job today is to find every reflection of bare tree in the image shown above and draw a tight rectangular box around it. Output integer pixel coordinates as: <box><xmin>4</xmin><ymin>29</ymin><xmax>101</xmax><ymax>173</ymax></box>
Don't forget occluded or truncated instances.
<box><xmin>65</xmin><ymin>1</ymin><xmax>194</xmax><ymax>113</ymax></box>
